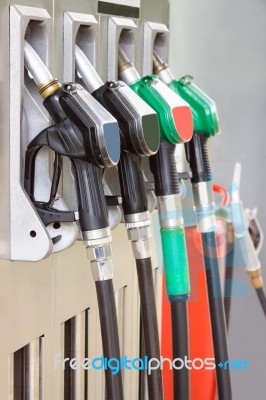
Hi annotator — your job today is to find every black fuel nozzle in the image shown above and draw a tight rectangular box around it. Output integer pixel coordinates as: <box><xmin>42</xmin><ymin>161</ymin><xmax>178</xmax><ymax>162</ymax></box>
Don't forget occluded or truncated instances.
<box><xmin>185</xmin><ymin>131</ymin><xmax>212</xmax><ymax>184</ymax></box>
<box><xmin>24</xmin><ymin>42</ymin><xmax>120</xmax><ymax>240</ymax></box>
<box><xmin>75</xmin><ymin>46</ymin><xmax>164</xmax><ymax>400</ymax></box>
<box><xmin>75</xmin><ymin>44</ymin><xmax>160</xmax><ymax>221</ymax></box>
<box><xmin>24</xmin><ymin>42</ymin><xmax>125</xmax><ymax>399</ymax></box>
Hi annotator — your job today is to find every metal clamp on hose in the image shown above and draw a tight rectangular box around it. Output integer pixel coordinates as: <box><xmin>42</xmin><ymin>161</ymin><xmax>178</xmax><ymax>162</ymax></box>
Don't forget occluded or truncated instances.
<box><xmin>157</xmin><ymin>194</ymin><xmax>184</xmax><ymax>229</ymax></box>
<box><xmin>85</xmin><ymin>228</ymin><xmax>113</xmax><ymax>281</ymax></box>
<box><xmin>127</xmin><ymin>226</ymin><xmax>152</xmax><ymax>260</ymax></box>
<box><xmin>124</xmin><ymin>211</ymin><xmax>151</xmax><ymax>260</ymax></box>
<box><xmin>87</xmin><ymin>244</ymin><xmax>113</xmax><ymax>282</ymax></box>
<box><xmin>192</xmin><ymin>181</ymin><xmax>217</xmax><ymax>233</ymax></box>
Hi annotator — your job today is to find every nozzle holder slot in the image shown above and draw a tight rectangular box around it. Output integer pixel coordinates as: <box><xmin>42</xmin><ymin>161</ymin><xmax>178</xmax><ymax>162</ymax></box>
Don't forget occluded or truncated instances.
<box><xmin>108</xmin><ymin>17</ymin><xmax>137</xmax><ymax>80</ymax></box>
<box><xmin>64</xmin><ymin>12</ymin><xmax>99</xmax><ymax>84</ymax></box>
<box><xmin>143</xmin><ymin>22</ymin><xmax>169</xmax><ymax>75</ymax></box>
<box><xmin>9</xmin><ymin>5</ymin><xmax>78</xmax><ymax>261</ymax></box>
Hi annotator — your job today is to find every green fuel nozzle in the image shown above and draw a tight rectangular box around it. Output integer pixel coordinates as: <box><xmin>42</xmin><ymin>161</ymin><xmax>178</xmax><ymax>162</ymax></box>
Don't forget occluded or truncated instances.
<box><xmin>153</xmin><ymin>51</ymin><xmax>220</xmax><ymax>138</ymax></box>
<box><xmin>152</xmin><ymin>52</ymin><xmax>219</xmax><ymax>226</ymax></box>
<box><xmin>118</xmin><ymin>47</ymin><xmax>191</xmax><ymax>301</ymax></box>
<box><xmin>154</xmin><ymin>52</ymin><xmax>233</xmax><ymax>400</ymax></box>
<box><xmin>118</xmin><ymin>47</ymin><xmax>193</xmax><ymax>145</ymax></box>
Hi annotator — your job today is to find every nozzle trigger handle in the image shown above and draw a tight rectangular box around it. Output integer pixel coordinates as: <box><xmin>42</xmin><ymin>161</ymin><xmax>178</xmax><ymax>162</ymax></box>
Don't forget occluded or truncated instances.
<box><xmin>185</xmin><ymin>131</ymin><xmax>212</xmax><ymax>183</ymax></box>
<box><xmin>70</xmin><ymin>158</ymin><xmax>109</xmax><ymax>232</ymax></box>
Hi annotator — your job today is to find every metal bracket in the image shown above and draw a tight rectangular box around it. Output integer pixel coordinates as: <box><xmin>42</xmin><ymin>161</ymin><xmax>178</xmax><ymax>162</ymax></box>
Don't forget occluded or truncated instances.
<box><xmin>143</xmin><ymin>22</ymin><xmax>169</xmax><ymax>75</ymax></box>
<box><xmin>107</xmin><ymin>16</ymin><xmax>137</xmax><ymax>80</ymax></box>
<box><xmin>10</xmin><ymin>5</ymin><xmax>78</xmax><ymax>261</ymax></box>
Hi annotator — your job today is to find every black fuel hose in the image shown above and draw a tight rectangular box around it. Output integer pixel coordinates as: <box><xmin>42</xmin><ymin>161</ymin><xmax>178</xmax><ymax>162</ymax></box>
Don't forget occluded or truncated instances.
<box><xmin>202</xmin><ymin>231</ymin><xmax>232</xmax><ymax>400</ymax></box>
<box><xmin>255</xmin><ymin>287</ymin><xmax>266</xmax><ymax>318</ymax></box>
<box><xmin>136</xmin><ymin>257</ymin><xmax>163</xmax><ymax>399</ymax></box>
<box><xmin>186</xmin><ymin>132</ymin><xmax>232</xmax><ymax>400</ymax></box>
<box><xmin>171</xmin><ymin>301</ymin><xmax>189</xmax><ymax>400</ymax></box>
<box><xmin>96</xmin><ymin>279</ymin><xmax>124</xmax><ymax>400</ymax></box>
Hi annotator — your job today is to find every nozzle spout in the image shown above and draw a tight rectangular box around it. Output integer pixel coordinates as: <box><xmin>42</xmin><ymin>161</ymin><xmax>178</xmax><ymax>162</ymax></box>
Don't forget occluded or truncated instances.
<box><xmin>24</xmin><ymin>41</ymin><xmax>61</xmax><ymax>99</ymax></box>
<box><xmin>152</xmin><ymin>51</ymin><xmax>174</xmax><ymax>84</ymax></box>
<box><xmin>117</xmin><ymin>46</ymin><xmax>133</xmax><ymax>71</ymax></box>
<box><xmin>117</xmin><ymin>46</ymin><xmax>140</xmax><ymax>85</ymax></box>
<box><xmin>75</xmin><ymin>45</ymin><xmax>103</xmax><ymax>93</ymax></box>
<box><xmin>24</xmin><ymin>41</ymin><xmax>53</xmax><ymax>86</ymax></box>
<box><xmin>152</xmin><ymin>51</ymin><xmax>168</xmax><ymax>74</ymax></box>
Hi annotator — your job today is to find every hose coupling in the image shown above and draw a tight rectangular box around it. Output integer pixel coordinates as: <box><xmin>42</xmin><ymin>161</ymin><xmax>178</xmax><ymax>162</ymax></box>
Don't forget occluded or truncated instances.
<box><xmin>192</xmin><ymin>181</ymin><xmax>216</xmax><ymax>233</ymax></box>
<box><xmin>157</xmin><ymin>194</ymin><xmax>184</xmax><ymax>229</ymax></box>
<box><xmin>87</xmin><ymin>243</ymin><xmax>113</xmax><ymax>281</ymax></box>
<box><xmin>85</xmin><ymin>228</ymin><xmax>113</xmax><ymax>281</ymax></box>
<box><xmin>128</xmin><ymin>226</ymin><xmax>152</xmax><ymax>260</ymax></box>
<box><xmin>125</xmin><ymin>212</ymin><xmax>152</xmax><ymax>259</ymax></box>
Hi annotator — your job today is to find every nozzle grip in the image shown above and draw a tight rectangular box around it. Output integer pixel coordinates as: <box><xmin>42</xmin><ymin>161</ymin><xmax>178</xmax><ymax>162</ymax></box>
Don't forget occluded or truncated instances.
<box><xmin>149</xmin><ymin>140</ymin><xmax>179</xmax><ymax>196</ymax></box>
<box><xmin>161</xmin><ymin>227</ymin><xmax>190</xmax><ymax>301</ymax></box>
<box><xmin>43</xmin><ymin>90</ymin><xmax>66</xmax><ymax>123</ymax></box>
<box><xmin>185</xmin><ymin>131</ymin><xmax>212</xmax><ymax>183</ymax></box>
<box><xmin>118</xmin><ymin>151</ymin><xmax>148</xmax><ymax>215</ymax></box>
<box><xmin>71</xmin><ymin>159</ymin><xmax>109</xmax><ymax>232</ymax></box>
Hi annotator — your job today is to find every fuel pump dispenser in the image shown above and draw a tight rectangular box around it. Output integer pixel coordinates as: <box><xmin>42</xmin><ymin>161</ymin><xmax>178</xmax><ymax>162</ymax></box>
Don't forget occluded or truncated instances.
<box><xmin>75</xmin><ymin>44</ymin><xmax>164</xmax><ymax>400</ymax></box>
<box><xmin>118</xmin><ymin>46</ymin><xmax>194</xmax><ymax>400</ymax></box>
<box><xmin>152</xmin><ymin>52</ymin><xmax>232</xmax><ymax>400</ymax></box>
<box><xmin>23</xmin><ymin>41</ymin><xmax>124</xmax><ymax>400</ymax></box>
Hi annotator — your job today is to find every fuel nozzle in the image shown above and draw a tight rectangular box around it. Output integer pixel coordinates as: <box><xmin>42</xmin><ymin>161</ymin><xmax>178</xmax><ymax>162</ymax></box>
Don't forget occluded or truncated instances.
<box><xmin>159</xmin><ymin>50</ymin><xmax>233</xmax><ymax>400</ymax></box>
<box><xmin>150</xmin><ymin>48</ymin><xmax>216</xmax><ymax>225</ymax></box>
<box><xmin>24</xmin><ymin>42</ymin><xmax>124</xmax><ymax>399</ymax></box>
<box><xmin>24</xmin><ymin>41</ymin><xmax>120</xmax><ymax>266</ymax></box>
<box><xmin>153</xmin><ymin>50</ymin><xmax>219</xmax><ymax>137</ymax></box>
<box><xmin>118</xmin><ymin>46</ymin><xmax>193</xmax><ymax>145</ymax></box>
<box><xmin>75</xmin><ymin>44</ymin><xmax>160</xmax><ymax>255</ymax></box>
<box><xmin>75</xmin><ymin>45</ymin><xmax>164</xmax><ymax>398</ymax></box>
<box><xmin>152</xmin><ymin>51</ymin><xmax>217</xmax><ymax>192</ymax></box>
<box><xmin>152</xmin><ymin>52</ymin><xmax>218</xmax><ymax>214</ymax></box>
<box><xmin>24</xmin><ymin>42</ymin><xmax>120</xmax><ymax>169</ymax></box>
<box><xmin>75</xmin><ymin>44</ymin><xmax>159</xmax><ymax>158</ymax></box>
